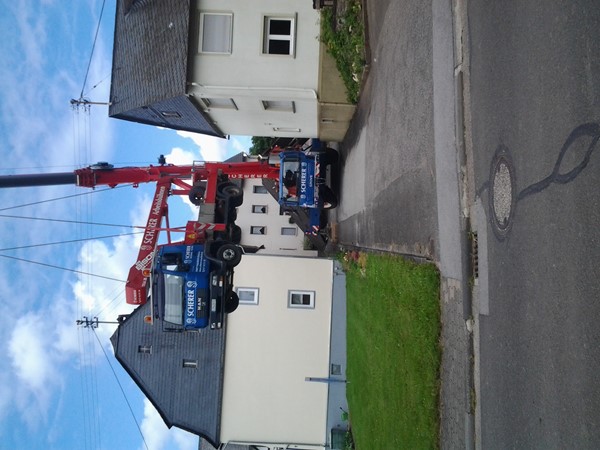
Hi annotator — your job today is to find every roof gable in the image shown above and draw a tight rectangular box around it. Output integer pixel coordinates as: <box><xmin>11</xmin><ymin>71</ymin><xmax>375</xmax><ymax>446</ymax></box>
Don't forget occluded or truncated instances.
<box><xmin>109</xmin><ymin>0</ymin><xmax>223</xmax><ymax>137</ymax></box>
<box><xmin>110</xmin><ymin>303</ymin><xmax>226</xmax><ymax>446</ymax></box>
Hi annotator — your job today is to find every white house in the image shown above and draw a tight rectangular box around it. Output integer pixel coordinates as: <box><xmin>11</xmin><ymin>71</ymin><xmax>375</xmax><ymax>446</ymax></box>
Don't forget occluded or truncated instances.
<box><xmin>109</xmin><ymin>0</ymin><xmax>354</xmax><ymax>141</ymax></box>
<box><xmin>236</xmin><ymin>172</ymin><xmax>319</xmax><ymax>257</ymax></box>
<box><xmin>221</xmin><ymin>255</ymin><xmax>348</xmax><ymax>449</ymax></box>
<box><xmin>110</xmin><ymin>254</ymin><xmax>348</xmax><ymax>450</ymax></box>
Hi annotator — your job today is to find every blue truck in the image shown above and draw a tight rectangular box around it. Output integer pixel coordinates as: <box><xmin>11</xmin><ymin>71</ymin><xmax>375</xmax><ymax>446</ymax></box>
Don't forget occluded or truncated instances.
<box><xmin>151</xmin><ymin>240</ymin><xmax>243</xmax><ymax>331</ymax></box>
<box><xmin>278</xmin><ymin>139</ymin><xmax>339</xmax><ymax>235</ymax></box>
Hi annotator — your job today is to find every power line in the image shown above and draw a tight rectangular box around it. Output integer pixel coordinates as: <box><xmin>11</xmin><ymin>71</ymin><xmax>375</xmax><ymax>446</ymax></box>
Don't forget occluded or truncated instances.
<box><xmin>91</xmin><ymin>327</ymin><xmax>150</xmax><ymax>450</ymax></box>
<box><xmin>0</xmin><ymin>184</ymin><xmax>131</xmax><ymax>212</ymax></box>
<box><xmin>0</xmin><ymin>254</ymin><xmax>125</xmax><ymax>282</ymax></box>
<box><xmin>0</xmin><ymin>231</ymin><xmax>143</xmax><ymax>252</ymax></box>
<box><xmin>0</xmin><ymin>213</ymin><xmax>150</xmax><ymax>230</ymax></box>
<box><xmin>79</xmin><ymin>0</ymin><xmax>108</xmax><ymax>100</ymax></box>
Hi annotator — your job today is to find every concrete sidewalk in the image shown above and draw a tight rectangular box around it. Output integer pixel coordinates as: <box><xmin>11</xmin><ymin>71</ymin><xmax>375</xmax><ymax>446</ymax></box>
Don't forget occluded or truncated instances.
<box><xmin>329</xmin><ymin>1</ymin><xmax>476</xmax><ymax>448</ymax></box>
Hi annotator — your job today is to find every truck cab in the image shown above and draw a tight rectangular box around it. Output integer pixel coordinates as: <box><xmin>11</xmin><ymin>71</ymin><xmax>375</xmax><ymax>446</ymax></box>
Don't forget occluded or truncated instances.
<box><xmin>278</xmin><ymin>140</ymin><xmax>338</xmax><ymax>234</ymax></box>
<box><xmin>151</xmin><ymin>242</ymin><xmax>241</xmax><ymax>330</ymax></box>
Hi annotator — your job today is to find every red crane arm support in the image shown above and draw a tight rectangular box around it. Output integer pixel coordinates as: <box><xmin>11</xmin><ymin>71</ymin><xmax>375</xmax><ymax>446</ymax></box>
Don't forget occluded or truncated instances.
<box><xmin>125</xmin><ymin>179</ymin><xmax>171</xmax><ymax>305</ymax></box>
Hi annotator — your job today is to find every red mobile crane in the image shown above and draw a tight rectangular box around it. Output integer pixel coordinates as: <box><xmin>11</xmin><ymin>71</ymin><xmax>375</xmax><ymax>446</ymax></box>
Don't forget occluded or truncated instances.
<box><xmin>1</xmin><ymin>141</ymin><xmax>338</xmax><ymax>329</ymax></box>
<box><xmin>0</xmin><ymin>157</ymin><xmax>277</xmax><ymax>301</ymax></box>
<box><xmin>73</xmin><ymin>158</ymin><xmax>279</xmax><ymax>306</ymax></box>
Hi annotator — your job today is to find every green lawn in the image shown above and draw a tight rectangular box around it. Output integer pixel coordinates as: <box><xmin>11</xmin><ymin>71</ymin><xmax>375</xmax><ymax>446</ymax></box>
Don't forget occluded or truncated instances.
<box><xmin>343</xmin><ymin>252</ymin><xmax>441</xmax><ymax>450</ymax></box>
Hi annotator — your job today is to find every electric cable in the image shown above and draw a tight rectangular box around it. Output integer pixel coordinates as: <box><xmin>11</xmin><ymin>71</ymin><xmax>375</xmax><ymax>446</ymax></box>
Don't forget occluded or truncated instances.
<box><xmin>0</xmin><ymin>231</ymin><xmax>143</xmax><ymax>252</ymax></box>
<box><xmin>92</xmin><ymin>328</ymin><xmax>150</xmax><ymax>450</ymax></box>
<box><xmin>0</xmin><ymin>254</ymin><xmax>125</xmax><ymax>282</ymax></box>
<box><xmin>79</xmin><ymin>0</ymin><xmax>107</xmax><ymax>100</ymax></box>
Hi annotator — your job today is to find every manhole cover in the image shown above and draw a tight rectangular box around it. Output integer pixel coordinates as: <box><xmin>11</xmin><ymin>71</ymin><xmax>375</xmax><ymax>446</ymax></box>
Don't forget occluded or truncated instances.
<box><xmin>489</xmin><ymin>146</ymin><xmax>516</xmax><ymax>240</ymax></box>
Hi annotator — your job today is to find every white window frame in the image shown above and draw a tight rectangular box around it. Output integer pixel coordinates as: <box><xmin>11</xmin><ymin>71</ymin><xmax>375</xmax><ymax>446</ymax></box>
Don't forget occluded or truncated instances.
<box><xmin>281</xmin><ymin>227</ymin><xmax>297</xmax><ymax>236</ymax></box>
<box><xmin>251</xmin><ymin>226</ymin><xmax>266</xmax><ymax>235</ymax></box>
<box><xmin>262</xmin><ymin>15</ymin><xmax>296</xmax><ymax>56</ymax></box>
<box><xmin>261</xmin><ymin>100</ymin><xmax>296</xmax><ymax>113</ymax></box>
<box><xmin>138</xmin><ymin>345</ymin><xmax>152</xmax><ymax>354</ymax></box>
<box><xmin>288</xmin><ymin>290</ymin><xmax>315</xmax><ymax>309</ymax></box>
<box><xmin>252</xmin><ymin>205</ymin><xmax>268</xmax><ymax>214</ymax></box>
<box><xmin>236</xmin><ymin>287</ymin><xmax>259</xmax><ymax>305</ymax></box>
<box><xmin>200</xmin><ymin>97</ymin><xmax>238</xmax><ymax>110</ymax></box>
<box><xmin>199</xmin><ymin>12</ymin><xmax>233</xmax><ymax>54</ymax></box>
<box><xmin>182</xmin><ymin>359</ymin><xmax>198</xmax><ymax>369</ymax></box>
<box><xmin>273</xmin><ymin>127</ymin><xmax>301</xmax><ymax>133</ymax></box>
<box><xmin>253</xmin><ymin>185</ymin><xmax>268</xmax><ymax>194</ymax></box>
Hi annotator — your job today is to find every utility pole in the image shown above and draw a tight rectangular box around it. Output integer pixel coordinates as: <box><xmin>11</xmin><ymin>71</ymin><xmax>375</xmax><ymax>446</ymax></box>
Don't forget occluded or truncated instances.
<box><xmin>70</xmin><ymin>98</ymin><xmax>111</xmax><ymax>112</ymax></box>
<box><xmin>76</xmin><ymin>316</ymin><xmax>118</xmax><ymax>328</ymax></box>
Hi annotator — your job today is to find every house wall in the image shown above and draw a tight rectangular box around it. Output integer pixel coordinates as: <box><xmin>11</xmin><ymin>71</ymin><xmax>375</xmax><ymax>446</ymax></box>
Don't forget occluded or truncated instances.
<box><xmin>220</xmin><ymin>255</ymin><xmax>334</xmax><ymax>445</ymax></box>
<box><xmin>188</xmin><ymin>0</ymin><xmax>321</xmax><ymax>137</ymax></box>
<box><xmin>237</xmin><ymin>177</ymin><xmax>318</xmax><ymax>256</ymax></box>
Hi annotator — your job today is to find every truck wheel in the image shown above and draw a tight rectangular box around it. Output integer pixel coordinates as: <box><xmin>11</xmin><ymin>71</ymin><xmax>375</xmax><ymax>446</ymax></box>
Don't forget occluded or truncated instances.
<box><xmin>322</xmin><ymin>148</ymin><xmax>340</xmax><ymax>165</ymax></box>
<box><xmin>230</xmin><ymin>225</ymin><xmax>242</xmax><ymax>244</ymax></box>
<box><xmin>225</xmin><ymin>291</ymin><xmax>239</xmax><ymax>314</ymax></box>
<box><xmin>320</xmin><ymin>185</ymin><xmax>338</xmax><ymax>209</ymax></box>
<box><xmin>217</xmin><ymin>243</ymin><xmax>242</xmax><ymax>267</ymax></box>
<box><xmin>218</xmin><ymin>182</ymin><xmax>244</xmax><ymax>207</ymax></box>
<box><xmin>188</xmin><ymin>185</ymin><xmax>206</xmax><ymax>206</ymax></box>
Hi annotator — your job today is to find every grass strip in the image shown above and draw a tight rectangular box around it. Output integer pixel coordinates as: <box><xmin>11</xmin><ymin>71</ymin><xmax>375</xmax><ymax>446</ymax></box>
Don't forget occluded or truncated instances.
<box><xmin>343</xmin><ymin>252</ymin><xmax>441</xmax><ymax>449</ymax></box>
<box><xmin>320</xmin><ymin>0</ymin><xmax>366</xmax><ymax>104</ymax></box>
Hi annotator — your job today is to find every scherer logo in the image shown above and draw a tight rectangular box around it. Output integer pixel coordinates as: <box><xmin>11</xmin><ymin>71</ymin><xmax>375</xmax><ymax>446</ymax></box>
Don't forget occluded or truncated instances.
<box><xmin>300</xmin><ymin>162</ymin><xmax>307</xmax><ymax>194</ymax></box>
<box><xmin>186</xmin><ymin>289</ymin><xmax>196</xmax><ymax>318</ymax></box>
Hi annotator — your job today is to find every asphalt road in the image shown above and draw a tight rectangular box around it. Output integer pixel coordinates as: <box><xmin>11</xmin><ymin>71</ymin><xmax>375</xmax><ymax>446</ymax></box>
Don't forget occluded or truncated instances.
<box><xmin>334</xmin><ymin>1</ymin><xmax>472</xmax><ymax>449</ymax></box>
<box><xmin>336</xmin><ymin>0</ymin><xmax>600</xmax><ymax>448</ymax></box>
<box><xmin>467</xmin><ymin>1</ymin><xmax>600</xmax><ymax>448</ymax></box>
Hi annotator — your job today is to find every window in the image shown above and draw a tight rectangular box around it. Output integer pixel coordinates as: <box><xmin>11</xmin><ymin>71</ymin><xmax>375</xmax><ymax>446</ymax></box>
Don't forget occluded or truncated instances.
<box><xmin>253</xmin><ymin>185</ymin><xmax>268</xmax><ymax>194</ymax></box>
<box><xmin>252</xmin><ymin>205</ymin><xmax>268</xmax><ymax>214</ymax></box>
<box><xmin>160</xmin><ymin>111</ymin><xmax>181</xmax><ymax>119</ymax></box>
<box><xmin>281</xmin><ymin>227</ymin><xmax>297</xmax><ymax>236</ymax></box>
<box><xmin>163</xmin><ymin>273</ymin><xmax>184</xmax><ymax>325</ymax></box>
<box><xmin>251</xmin><ymin>226</ymin><xmax>266</xmax><ymax>235</ymax></box>
<box><xmin>201</xmin><ymin>97</ymin><xmax>238</xmax><ymax>110</ymax></box>
<box><xmin>263</xmin><ymin>16</ymin><xmax>295</xmax><ymax>55</ymax></box>
<box><xmin>199</xmin><ymin>13</ymin><xmax>233</xmax><ymax>54</ymax></box>
<box><xmin>261</xmin><ymin>100</ymin><xmax>295</xmax><ymax>113</ymax></box>
<box><xmin>288</xmin><ymin>290</ymin><xmax>315</xmax><ymax>309</ymax></box>
<box><xmin>138</xmin><ymin>345</ymin><xmax>152</xmax><ymax>354</ymax></box>
<box><xmin>273</xmin><ymin>127</ymin><xmax>301</xmax><ymax>133</ymax></box>
<box><xmin>183</xmin><ymin>359</ymin><xmax>198</xmax><ymax>369</ymax></box>
<box><xmin>236</xmin><ymin>287</ymin><xmax>259</xmax><ymax>305</ymax></box>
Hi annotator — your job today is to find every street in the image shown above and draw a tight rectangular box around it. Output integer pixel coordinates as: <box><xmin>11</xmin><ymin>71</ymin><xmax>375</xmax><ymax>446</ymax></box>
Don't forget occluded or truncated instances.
<box><xmin>467</xmin><ymin>1</ymin><xmax>600</xmax><ymax>447</ymax></box>
<box><xmin>335</xmin><ymin>0</ymin><xmax>600</xmax><ymax>448</ymax></box>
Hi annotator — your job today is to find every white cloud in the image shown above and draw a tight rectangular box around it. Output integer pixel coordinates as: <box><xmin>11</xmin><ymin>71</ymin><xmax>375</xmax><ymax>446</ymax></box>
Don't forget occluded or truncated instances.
<box><xmin>9</xmin><ymin>313</ymin><xmax>59</xmax><ymax>392</ymax></box>
<box><xmin>175</xmin><ymin>130</ymin><xmax>230</xmax><ymax>161</ymax></box>
<box><xmin>163</xmin><ymin>146</ymin><xmax>195</xmax><ymax>165</ymax></box>
<box><xmin>140</xmin><ymin>399</ymin><xmax>198</xmax><ymax>450</ymax></box>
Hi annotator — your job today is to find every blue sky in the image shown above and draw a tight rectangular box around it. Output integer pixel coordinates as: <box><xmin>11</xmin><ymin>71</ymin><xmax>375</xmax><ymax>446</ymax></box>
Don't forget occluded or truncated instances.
<box><xmin>0</xmin><ymin>1</ymin><xmax>249</xmax><ymax>449</ymax></box>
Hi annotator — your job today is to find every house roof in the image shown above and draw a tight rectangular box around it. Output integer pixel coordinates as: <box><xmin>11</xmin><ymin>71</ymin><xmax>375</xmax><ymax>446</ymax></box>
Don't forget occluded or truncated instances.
<box><xmin>110</xmin><ymin>302</ymin><xmax>226</xmax><ymax>446</ymax></box>
<box><xmin>109</xmin><ymin>0</ymin><xmax>223</xmax><ymax>137</ymax></box>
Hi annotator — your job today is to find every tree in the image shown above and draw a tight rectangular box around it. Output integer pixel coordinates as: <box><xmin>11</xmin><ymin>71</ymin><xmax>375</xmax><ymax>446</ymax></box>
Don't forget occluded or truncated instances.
<box><xmin>249</xmin><ymin>136</ymin><xmax>276</xmax><ymax>155</ymax></box>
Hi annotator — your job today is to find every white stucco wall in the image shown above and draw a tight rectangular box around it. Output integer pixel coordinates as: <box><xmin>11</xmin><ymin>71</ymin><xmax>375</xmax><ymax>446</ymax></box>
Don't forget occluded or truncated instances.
<box><xmin>220</xmin><ymin>254</ymin><xmax>334</xmax><ymax>445</ymax></box>
<box><xmin>237</xmin><ymin>178</ymin><xmax>318</xmax><ymax>256</ymax></box>
<box><xmin>189</xmin><ymin>0</ymin><xmax>321</xmax><ymax>137</ymax></box>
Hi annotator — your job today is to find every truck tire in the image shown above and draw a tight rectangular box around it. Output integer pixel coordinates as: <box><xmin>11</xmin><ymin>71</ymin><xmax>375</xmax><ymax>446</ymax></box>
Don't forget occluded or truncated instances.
<box><xmin>320</xmin><ymin>185</ymin><xmax>338</xmax><ymax>209</ymax></box>
<box><xmin>218</xmin><ymin>182</ymin><xmax>244</xmax><ymax>207</ymax></box>
<box><xmin>217</xmin><ymin>243</ymin><xmax>242</xmax><ymax>267</ymax></box>
<box><xmin>225</xmin><ymin>291</ymin><xmax>239</xmax><ymax>314</ymax></box>
<box><xmin>230</xmin><ymin>225</ymin><xmax>242</xmax><ymax>244</ymax></box>
<box><xmin>322</xmin><ymin>147</ymin><xmax>340</xmax><ymax>165</ymax></box>
<box><xmin>188</xmin><ymin>185</ymin><xmax>206</xmax><ymax>206</ymax></box>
